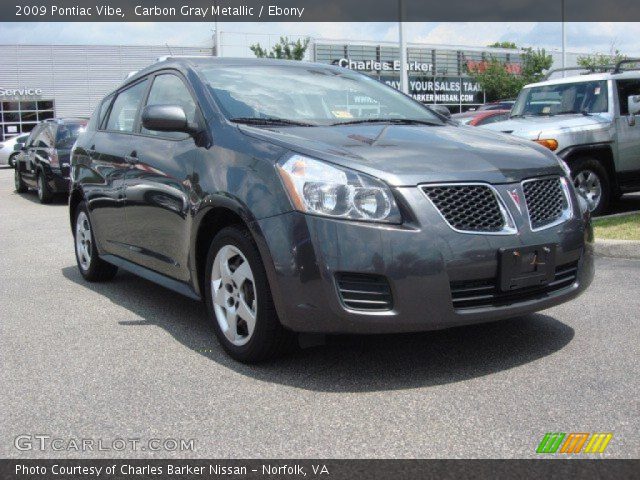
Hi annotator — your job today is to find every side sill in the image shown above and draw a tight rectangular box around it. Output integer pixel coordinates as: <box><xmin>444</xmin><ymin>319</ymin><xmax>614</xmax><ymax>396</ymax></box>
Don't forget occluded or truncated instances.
<box><xmin>100</xmin><ymin>254</ymin><xmax>201</xmax><ymax>301</ymax></box>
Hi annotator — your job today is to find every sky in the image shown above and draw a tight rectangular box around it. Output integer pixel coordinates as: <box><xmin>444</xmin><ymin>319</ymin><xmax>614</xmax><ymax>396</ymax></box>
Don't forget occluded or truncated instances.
<box><xmin>0</xmin><ymin>22</ymin><xmax>639</xmax><ymax>56</ymax></box>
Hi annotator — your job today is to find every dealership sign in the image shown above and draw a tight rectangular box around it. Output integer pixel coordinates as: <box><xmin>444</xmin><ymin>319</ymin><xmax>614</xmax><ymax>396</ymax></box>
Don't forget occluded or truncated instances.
<box><xmin>0</xmin><ymin>87</ymin><xmax>43</xmax><ymax>97</ymax></box>
<box><xmin>337</xmin><ymin>58</ymin><xmax>433</xmax><ymax>73</ymax></box>
<box><xmin>385</xmin><ymin>78</ymin><xmax>483</xmax><ymax>104</ymax></box>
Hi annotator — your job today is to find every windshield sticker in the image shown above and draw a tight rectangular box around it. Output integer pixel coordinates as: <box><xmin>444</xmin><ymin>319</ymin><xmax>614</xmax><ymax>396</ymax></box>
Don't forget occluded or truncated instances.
<box><xmin>331</xmin><ymin>110</ymin><xmax>353</xmax><ymax>118</ymax></box>
<box><xmin>594</xmin><ymin>87</ymin><xmax>601</xmax><ymax>95</ymax></box>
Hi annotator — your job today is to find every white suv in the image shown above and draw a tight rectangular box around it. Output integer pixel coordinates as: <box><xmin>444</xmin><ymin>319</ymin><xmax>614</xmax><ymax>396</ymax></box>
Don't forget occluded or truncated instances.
<box><xmin>484</xmin><ymin>60</ymin><xmax>640</xmax><ymax>215</ymax></box>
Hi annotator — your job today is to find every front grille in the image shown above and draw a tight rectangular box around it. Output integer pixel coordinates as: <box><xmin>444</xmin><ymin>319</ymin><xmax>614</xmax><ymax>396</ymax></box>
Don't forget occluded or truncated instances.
<box><xmin>450</xmin><ymin>261</ymin><xmax>578</xmax><ymax>310</ymax></box>
<box><xmin>523</xmin><ymin>177</ymin><xmax>568</xmax><ymax>230</ymax></box>
<box><xmin>422</xmin><ymin>184</ymin><xmax>506</xmax><ymax>233</ymax></box>
<box><xmin>336</xmin><ymin>273</ymin><xmax>393</xmax><ymax>311</ymax></box>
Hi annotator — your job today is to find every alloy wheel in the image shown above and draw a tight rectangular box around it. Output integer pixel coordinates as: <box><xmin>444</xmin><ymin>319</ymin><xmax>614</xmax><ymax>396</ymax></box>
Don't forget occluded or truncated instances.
<box><xmin>211</xmin><ymin>245</ymin><xmax>257</xmax><ymax>346</ymax></box>
<box><xmin>37</xmin><ymin>175</ymin><xmax>44</xmax><ymax>201</ymax></box>
<box><xmin>75</xmin><ymin>211</ymin><xmax>92</xmax><ymax>271</ymax></box>
<box><xmin>573</xmin><ymin>170</ymin><xmax>602</xmax><ymax>212</ymax></box>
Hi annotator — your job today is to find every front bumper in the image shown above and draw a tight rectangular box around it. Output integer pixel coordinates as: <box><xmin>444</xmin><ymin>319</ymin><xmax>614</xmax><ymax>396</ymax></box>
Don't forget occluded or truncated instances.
<box><xmin>256</xmin><ymin>185</ymin><xmax>594</xmax><ymax>334</ymax></box>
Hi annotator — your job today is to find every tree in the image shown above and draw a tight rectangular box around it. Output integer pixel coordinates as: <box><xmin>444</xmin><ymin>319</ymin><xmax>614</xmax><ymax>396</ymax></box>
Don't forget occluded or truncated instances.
<box><xmin>520</xmin><ymin>47</ymin><xmax>553</xmax><ymax>84</ymax></box>
<box><xmin>467</xmin><ymin>46</ymin><xmax>552</xmax><ymax>101</ymax></box>
<box><xmin>250</xmin><ymin>36</ymin><xmax>310</xmax><ymax>61</ymax></box>
<box><xmin>578</xmin><ymin>50</ymin><xmax>627</xmax><ymax>69</ymax></box>
<box><xmin>488</xmin><ymin>41</ymin><xmax>518</xmax><ymax>49</ymax></box>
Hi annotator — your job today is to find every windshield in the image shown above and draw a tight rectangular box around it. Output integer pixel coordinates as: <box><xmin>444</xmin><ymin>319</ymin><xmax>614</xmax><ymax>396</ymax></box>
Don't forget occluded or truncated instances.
<box><xmin>512</xmin><ymin>80</ymin><xmax>608</xmax><ymax>117</ymax></box>
<box><xmin>197</xmin><ymin>64</ymin><xmax>443</xmax><ymax>126</ymax></box>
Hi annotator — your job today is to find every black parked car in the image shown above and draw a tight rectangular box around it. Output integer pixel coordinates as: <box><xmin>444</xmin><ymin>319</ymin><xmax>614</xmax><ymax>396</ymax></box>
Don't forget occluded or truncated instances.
<box><xmin>14</xmin><ymin>118</ymin><xmax>87</xmax><ymax>203</ymax></box>
<box><xmin>70</xmin><ymin>58</ymin><xmax>593</xmax><ymax>363</ymax></box>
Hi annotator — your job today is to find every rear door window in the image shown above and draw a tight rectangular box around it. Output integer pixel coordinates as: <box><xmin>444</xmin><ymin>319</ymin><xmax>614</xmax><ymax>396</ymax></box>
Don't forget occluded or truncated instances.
<box><xmin>56</xmin><ymin>123</ymin><xmax>86</xmax><ymax>149</ymax></box>
<box><xmin>105</xmin><ymin>80</ymin><xmax>148</xmax><ymax>133</ymax></box>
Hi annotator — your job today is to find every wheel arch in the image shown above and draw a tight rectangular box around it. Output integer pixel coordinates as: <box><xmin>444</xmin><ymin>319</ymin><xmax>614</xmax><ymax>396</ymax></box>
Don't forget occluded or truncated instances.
<box><xmin>68</xmin><ymin>186</ymin><xmax>85</xmax><ymax>232</ymax></box>
<box><xmin>558</xmin><ymin>143</ymin><xmax>618</xmax><ymax>194</ymax></box>
<box><xmin>190</xmin><ymin>195</ymin><xmax>279</xmax><ymax>301</ymax></box>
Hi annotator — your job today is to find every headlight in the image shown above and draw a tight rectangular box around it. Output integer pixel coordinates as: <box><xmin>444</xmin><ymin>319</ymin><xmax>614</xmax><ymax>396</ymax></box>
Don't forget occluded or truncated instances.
<box><xmin>277</xmin><ymin>154</ymin><xmax>401</xmax><ymax>223</ymax></box>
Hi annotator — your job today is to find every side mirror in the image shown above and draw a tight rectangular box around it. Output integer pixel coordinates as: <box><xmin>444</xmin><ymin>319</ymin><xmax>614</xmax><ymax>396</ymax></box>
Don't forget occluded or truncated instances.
<box><xmin>628</xmin><ymin>95</ymin><xmax>640</xmax><ymax>116</ymax></box>
<box><xmin>430</xmin><ymin>104</ymin><xmax>451</xmax><ymax>119</ymax></box>
<box><xmin>141</xmin><ymin>105</ymin><xmax>197</xmax><ymax>134</ymax></box>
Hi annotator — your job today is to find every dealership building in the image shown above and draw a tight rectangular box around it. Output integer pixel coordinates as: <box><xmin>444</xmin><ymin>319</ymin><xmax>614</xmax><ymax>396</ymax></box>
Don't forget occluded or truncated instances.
<box><xmin>0</xmin><ymin>38</ymin><xmax>586</xmax><ymax>140</ymax></box>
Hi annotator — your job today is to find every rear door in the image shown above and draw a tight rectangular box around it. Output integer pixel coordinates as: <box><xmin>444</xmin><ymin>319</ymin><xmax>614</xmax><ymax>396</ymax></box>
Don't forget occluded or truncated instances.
<box><xmin>121</xmin><ymin>71</ymin><xmax>201</xmax><ymax>282</ymax></box>
<box><xmin>87</xmin><ymin>79</ymin><xmax>149</xmax><ymax>259</ymax></box>
<box><xmin>614</xmin><ymin>78</ymin><xmax>640</xmax><ymax>187</ymax></box>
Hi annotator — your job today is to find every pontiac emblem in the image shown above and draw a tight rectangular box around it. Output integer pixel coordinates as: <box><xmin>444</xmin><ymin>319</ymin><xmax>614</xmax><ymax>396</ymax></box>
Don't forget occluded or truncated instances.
<box><xmin>508</xmin><ymin>189</ymin><xmax>522</xmax><ymax>213</ymax></box>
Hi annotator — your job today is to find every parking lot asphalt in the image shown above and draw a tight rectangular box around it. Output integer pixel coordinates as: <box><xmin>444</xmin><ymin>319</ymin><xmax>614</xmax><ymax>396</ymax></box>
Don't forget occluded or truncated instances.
<box><xmin>0</xmin><ymin>166</ymin><xmax>638</xmax><ymax>459</ymax></box>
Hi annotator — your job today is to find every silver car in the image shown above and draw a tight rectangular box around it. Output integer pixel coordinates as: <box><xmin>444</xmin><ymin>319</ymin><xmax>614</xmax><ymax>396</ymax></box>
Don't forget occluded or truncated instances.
<box><xmin>484</xmin><ymin>63</ymin><xmax>640</xmax><ymax>215</ymax></box>
<box><xmin>0</xmin><ymin>134</ymin><xmax>28</xmax><ymax>167</ymax></box>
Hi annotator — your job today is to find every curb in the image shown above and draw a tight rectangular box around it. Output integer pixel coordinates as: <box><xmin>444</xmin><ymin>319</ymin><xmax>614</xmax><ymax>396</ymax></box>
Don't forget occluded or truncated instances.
<box><xmin>594</xmin><ymin>239</ymin><xmax>640</xmax><ymax>259</ymax></box>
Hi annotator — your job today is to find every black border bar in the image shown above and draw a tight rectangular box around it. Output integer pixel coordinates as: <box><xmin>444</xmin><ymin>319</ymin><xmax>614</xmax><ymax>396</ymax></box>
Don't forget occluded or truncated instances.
<box><xmin>1</xmin><ymin>459</ymin><xmax>639</xmax><ymax>480</ymax></box>
<box><xmin>3</xmin><ymin>0</ymin><xmax>640</xmax><ymax>22</ymax></box>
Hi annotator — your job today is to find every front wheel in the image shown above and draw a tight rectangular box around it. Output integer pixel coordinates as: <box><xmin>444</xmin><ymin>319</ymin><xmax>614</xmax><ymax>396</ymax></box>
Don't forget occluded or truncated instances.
<box><xmin>8</xmin><ymin>153</ymin><xmax>18</xmax><ymax>168</ymax></box>
<box><xmin>74</xmin><ymin>202</ymin><xmax>118</xmax><ymax>282</ymax></box>
<box><xmin>204</xmin><ymin>226</ymin><xmax>295</xmax><ymax>363</ymax></box>
<box><xmin>570</xmin><ymin>158</ymin><xmax>610</xmax><ymax>216</ymax></box>
<box><xmin>14</xmin><ymin>168</ymin><xmax>27</xmax><ymax>193</ymax></box>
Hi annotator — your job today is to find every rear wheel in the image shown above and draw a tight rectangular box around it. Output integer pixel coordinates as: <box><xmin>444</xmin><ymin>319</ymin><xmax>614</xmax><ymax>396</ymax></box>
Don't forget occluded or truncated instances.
<box><xmin>74</xmin><ymin>202</ymin><xmax>118</xmax><ymax>282</ymax></box>
<box><xmin>204</xmin><ymin>226</ymin><xmax>295</xmax><ymax>363</ymax></box>
<box><xmin>570</xmin><ymin>158</ymin><xmax>610</xmax><ymax>216</ymax></box>
<box><xmin>14</xmin><ymin>168</ymin><xmax>27</xmax><ymax>193</ymax></box>
<box><xmin>37</xmin><ymin>171</ymin><xmax>54</xmax><ymax>204</ymax></box>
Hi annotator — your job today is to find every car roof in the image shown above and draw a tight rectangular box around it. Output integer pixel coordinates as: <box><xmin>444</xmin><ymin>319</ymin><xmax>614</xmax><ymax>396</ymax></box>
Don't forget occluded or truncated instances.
<box><xmin>44</xmin><ymin>117</ymin><xmax>88</xmax><ymax>125</ymax></box>
<box><xmin>525</xmin><ymin>69</ymin><xmax>640</xmax><ymax>89</ymax></box>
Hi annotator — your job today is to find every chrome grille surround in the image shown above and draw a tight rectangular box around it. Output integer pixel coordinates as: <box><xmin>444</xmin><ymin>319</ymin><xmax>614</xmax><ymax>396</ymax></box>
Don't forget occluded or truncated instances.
<box><xmin>522</xmin><ymin>176</ymin><xmax>573</xmax><ymax>231</ymax></box>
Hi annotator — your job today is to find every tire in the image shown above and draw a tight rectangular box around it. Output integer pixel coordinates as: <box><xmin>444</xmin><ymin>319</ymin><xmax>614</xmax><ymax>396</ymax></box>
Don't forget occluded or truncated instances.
<box><xmin>36</xmin><ymin>171</ymin><xmax>54</xmax><ymax>204</ymax></box>
<box><xmin>8</xmin><ymin>153</ymin><xmax>18</xmax><ymax>168</ymax></box>
<box><xmin>14</xmin><ymin>168</ymin><xmax>28</xmax><ymax>193</ymax></box>
<box><xmin>569</xmin><ymin>157</ymin><xmax>610</xmax><ymax>216</ymax></box>
<box><xmin>73</xmin><ymin>202</ymin><xmax>118</xmax><ymax>282</ymax></box>
<box><xmin>204</xmin><ymin>225</ymin><xmax>296</xmax><ymax>363</ymax></box>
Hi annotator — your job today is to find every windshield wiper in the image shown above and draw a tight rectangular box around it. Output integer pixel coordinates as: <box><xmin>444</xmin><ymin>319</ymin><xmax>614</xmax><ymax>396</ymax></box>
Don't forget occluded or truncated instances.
<box><xmin>231</xmin><ymin>117</ymin><xmax>315</xmax><ymax>127</ymax></box>
<box><xmin>330</xmin><ymin>118</ymin><xmax>439</xmax><ymax>126</ymax></box>
<box><xmin>554</xmin><ymin>110</ymin><xmax>592</xmax><ymax>116</ymax></box>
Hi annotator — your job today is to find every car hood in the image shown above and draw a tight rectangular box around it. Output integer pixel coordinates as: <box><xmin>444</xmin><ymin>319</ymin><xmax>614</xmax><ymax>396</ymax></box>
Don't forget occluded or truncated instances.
<box><xmin>482</xmin><ymin>113</ymin><xmax>611</xmax><ymax>138</ymax></box>
<box><xmin>238</xmin><ymin>123</ymin><xmax>562</xmax><ymax>186</ymax></box>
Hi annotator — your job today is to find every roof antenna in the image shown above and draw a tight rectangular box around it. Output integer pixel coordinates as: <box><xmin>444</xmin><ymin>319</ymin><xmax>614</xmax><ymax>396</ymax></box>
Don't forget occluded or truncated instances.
<box><xmin>165</xmin><ymin>43</ymin><xmax>174</xmax><ymax>56</ymax></box>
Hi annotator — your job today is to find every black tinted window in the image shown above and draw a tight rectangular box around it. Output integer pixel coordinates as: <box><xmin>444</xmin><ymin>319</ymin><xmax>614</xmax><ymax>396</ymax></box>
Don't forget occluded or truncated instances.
<box><xmin>106</xmin><ymin>80</ymin><xmax>147</xmax><ymax>132</ymax></box>
<box><xmin>34</xmin><ymin>124</ymin><xmax>55</xmax><ymax>148</ymax></box>
<box><xmin>142</xmin><ymin>74</ymin><xmax>197</xmax><ymax>139</ymax></box>
<box><xmin>616</xmin><ymin>79</ymin><xmax>640</xmax><ymax>115</ymax></box>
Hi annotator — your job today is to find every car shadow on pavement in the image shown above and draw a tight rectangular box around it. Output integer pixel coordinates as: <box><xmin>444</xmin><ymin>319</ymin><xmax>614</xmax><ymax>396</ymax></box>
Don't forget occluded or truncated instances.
<box><xmin>62</xmin><ymin>266</ymin><xmax>575</xmax><ymax>393</ymax></box>
<box><xmin>13</xmin><ymin>190</ymin><xmax>68</xmax><ymax>205</ymax></box>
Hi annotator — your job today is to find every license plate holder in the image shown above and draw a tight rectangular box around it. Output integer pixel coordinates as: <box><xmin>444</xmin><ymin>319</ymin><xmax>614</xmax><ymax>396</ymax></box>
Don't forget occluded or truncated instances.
<box><xmin>499</xmin><ymin>244</ymin><xmax>556</xmax><ymax>292</ymax></box>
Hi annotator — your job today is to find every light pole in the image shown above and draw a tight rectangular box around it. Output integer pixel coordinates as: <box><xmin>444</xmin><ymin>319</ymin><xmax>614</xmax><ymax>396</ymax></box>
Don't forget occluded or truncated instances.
<box><xmin>561</xmin><ymin>0</ymin><xmax>566</xmax><ymax>77</ymax></box>
<box><xmin>398</xmin><ymin>0</ymin><xmax>408</xmax><ymax>94</ymax></box>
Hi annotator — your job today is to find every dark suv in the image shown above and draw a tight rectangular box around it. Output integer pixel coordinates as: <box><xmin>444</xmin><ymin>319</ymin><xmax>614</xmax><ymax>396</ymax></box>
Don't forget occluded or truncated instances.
<box><xmin>14</xmin><ymin>118</ymin><xmax>87</xmax><ymax>203</ymax></box>
<box><xmin>70</xmin><ymin>57</ymin><xmax>594</xmax><ymax>363</ymax></box>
